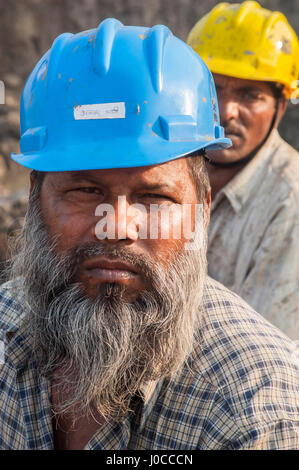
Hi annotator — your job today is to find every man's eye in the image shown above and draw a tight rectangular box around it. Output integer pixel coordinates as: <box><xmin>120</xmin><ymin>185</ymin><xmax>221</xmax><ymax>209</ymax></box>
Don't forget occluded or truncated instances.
<box><xmin>142</xmin><ymin>193</ymin><xmax>170</xmax><ymax>200</ymax></box>
<box><xmin>73</xmin><ymin>187</ymin><xmax>102</xmax><ymax>195</ymax></box>
<box><xmin>244</xmin><ymin>92</ymin><xmax>263</xmax><ymax>101</ymax></box>
<box><xmin>140</xmin><ymin>193</ymin><xmax>176</xmax><ymax>205</ymax></box>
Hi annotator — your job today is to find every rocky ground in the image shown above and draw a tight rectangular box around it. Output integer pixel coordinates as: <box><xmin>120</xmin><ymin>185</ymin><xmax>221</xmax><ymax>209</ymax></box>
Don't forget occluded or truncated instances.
<box><xmin>0</xmin><ymin>0</ymin><xmax>298</xmax><ymax>279</ymax></box>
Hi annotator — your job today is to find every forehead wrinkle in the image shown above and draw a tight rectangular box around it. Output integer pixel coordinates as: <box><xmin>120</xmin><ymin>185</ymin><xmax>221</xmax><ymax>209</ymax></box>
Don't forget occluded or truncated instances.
<box><xmin>44</xmin><ymin>171</ymin><xmax>105</xmax><ymax>189</ymax></box>
<box><xmin>46</xmin><ymin>161</ymin><xmax>190</xmax><ymax>196</ymax></box>
<box><xmin>137</xmin><ymin>173</ymin><xmax>188</xmax><ymax>198</ymax></box>
<box><xmin>214</xmin><ymin>76</ymin><xmax>273</xmax><ymax>95</ymax></box>
<box><xmin>59</xmin><ymin>170</ymin><xmax>105</xmax><ymax>184</ymax></box>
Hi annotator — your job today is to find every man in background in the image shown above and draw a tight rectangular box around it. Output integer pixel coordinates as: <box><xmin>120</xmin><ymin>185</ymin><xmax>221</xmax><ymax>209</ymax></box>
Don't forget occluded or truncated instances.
<box><xmin>188</xmin><ymin>0</ymin><xmax>299</xmax><ymax>339</ymax></box>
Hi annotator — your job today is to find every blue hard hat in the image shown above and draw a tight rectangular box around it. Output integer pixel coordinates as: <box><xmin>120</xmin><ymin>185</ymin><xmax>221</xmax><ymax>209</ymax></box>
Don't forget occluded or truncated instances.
<box><xmin>12</xmin><ymin>19</ymin><xmax>231</xmax><ymax>171</ymax></box>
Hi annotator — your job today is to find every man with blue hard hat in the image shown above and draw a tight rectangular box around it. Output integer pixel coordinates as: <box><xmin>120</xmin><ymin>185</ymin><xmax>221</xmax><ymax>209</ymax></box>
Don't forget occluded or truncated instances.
<box><xmin>0</xmin><ymin>19</ymin><xmax>298</xmax><ymax>450</ymax></box>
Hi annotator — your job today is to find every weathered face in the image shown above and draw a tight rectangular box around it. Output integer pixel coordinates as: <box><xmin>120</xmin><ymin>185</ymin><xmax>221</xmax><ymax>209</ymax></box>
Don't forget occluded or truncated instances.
<box><xmin>16</xmin><ymin>156</ymin><xmax>210</xmax><ymax>421</ymax></box>
<box><xmin>208</xmin><ymin>74</ymin><xmax>285</xmax><ymax>163</ymax></box>
<box><xmin>36</xmin><ymin>158</ymin><xmax>204</xmax><ymax>298</ymax></box>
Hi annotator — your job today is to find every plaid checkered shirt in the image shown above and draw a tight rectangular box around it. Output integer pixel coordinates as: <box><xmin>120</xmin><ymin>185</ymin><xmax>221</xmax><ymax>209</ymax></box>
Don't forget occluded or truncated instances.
<box><xmin>0</xmin><ymin>276</ymin><xmax>298</xmax><ymax>449</ymax></box>
<box><xmin>208</xmin><ymin>130</ymin><xmax>299</xmax><ymax>340</ymax></box>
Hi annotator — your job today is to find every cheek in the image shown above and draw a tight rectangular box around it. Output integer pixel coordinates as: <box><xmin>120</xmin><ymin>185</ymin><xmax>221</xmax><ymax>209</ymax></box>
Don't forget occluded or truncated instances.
<box><xmin>140</xmin><ymin>204</ymin><xmax>198</xmax><ymax>265</ymax></box>
<box><xmin>42</xmin><ymin>199</ymin><xmax>96</xmax><ymax>252</ymax></box>
<box><xmin>241</xmin><ymin>104</ymin><xmax>274</xmax><ymax>134</ymax></box>
<box><xmin>143</xmin><ymin>237</ymin><xmax>186</xmax><ymax>267</ymax></box>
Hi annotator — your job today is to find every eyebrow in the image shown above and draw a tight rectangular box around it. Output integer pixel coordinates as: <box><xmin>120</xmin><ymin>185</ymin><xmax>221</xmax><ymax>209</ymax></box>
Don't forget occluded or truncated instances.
<box><xmin>62</xmin><ymin>172</ymin><xmax>103</xmax><ymax>184</ymax></box>
<box><xmin>61</xmin><ymin>172</ymin><xmax>178</xmax><ymax>192</ymax></box>
<box><xmin>215</xmin><ymin>84</ymin><xmax>265</xmax><ymax>94</ymax></box>
<box><xmin>238</xmin><ymin>86</ymin><xmax>264</xmax><ymax>94</ymax></box>
<box><xmin>136</xmin><ymin>182</ymin><xmax>178</xmax><ymax>193</ymax></box>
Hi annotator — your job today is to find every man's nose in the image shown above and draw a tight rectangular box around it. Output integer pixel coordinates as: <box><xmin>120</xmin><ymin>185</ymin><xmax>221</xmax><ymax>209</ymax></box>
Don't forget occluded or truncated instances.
<box><xmin>93</xmin><ymin>196</ymin><xmax>139</xmax><ymax>245</ymax></box>
<box><xmin>218</xmin><ymin>96</ymin><xmax>240</xmax><ymax>122</ymax></box>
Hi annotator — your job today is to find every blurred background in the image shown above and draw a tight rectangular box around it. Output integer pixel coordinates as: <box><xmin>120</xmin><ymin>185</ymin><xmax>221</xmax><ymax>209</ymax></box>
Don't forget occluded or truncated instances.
<box><xmin>0</xmin><ymin>0</ymin><xmax>298</xmax><ymax>274</ymax></box>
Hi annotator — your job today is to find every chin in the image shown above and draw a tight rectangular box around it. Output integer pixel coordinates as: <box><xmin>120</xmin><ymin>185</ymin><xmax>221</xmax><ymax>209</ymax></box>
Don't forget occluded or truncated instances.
<box><xmin>206</xmin><ymin>147</ymin><xmax>245</xmax><ymax>164</ymax></box>
<box><xmin>80</xmin><ymin>280</ymin><xmax>141</xmax><ymax>302</ymax></box>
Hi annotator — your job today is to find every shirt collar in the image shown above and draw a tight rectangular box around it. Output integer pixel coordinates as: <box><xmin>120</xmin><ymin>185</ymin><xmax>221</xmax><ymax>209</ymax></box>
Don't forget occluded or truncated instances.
<box><xmin>135</xmin><ymin>379</ymin><xmax>164</xmax><ymax>432</ymax></box>
<box><xmin>5</xmin><ymin>314</ymin><xmax>35</xmax><ymax>371</ymax></box>
<box><xmin>212</xmin><ymin>130</ymin><xmax>282</xmax><ymax>213</ymax></box>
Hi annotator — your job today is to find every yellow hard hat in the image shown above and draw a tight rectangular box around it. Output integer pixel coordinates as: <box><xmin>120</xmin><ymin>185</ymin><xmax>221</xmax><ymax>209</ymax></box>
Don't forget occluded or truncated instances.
<box><xmin>187</xmin><ymin>1</ymin><xmax>299</xmax><ymax>99</ymax></box>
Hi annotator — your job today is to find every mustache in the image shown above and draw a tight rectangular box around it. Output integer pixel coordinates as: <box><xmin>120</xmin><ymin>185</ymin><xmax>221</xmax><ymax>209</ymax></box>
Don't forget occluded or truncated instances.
<box><xmin>64</xmin><ymin>242</ymin><xmax>160</xmax><ymax>286</ymax></box>
<box><xmin>222</xmin><ymin>121</ymin><xmax>245</xmax><ymax>138</ymax></box>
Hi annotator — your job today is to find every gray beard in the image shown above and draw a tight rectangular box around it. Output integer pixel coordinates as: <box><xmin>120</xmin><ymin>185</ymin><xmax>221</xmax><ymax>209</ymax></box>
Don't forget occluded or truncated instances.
<box><xmin>8</xmin><ymin>185</ymin><xmax>208</xmax><ymax>422</ymax></box>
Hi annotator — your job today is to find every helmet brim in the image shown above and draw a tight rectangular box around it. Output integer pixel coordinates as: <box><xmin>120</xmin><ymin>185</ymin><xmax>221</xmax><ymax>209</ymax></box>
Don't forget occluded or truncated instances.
<box><xmin>12</xmin><ymin>136</ymin><xmax>231</xmax><ymax>172</ymax></box>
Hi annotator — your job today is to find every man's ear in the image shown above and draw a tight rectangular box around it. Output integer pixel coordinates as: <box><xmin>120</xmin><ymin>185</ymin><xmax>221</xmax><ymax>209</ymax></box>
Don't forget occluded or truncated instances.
<box><xmin>275</xmin><ymin>98</ymin><xmax>288</xmax><ymax>127</ymax></box>
<box><xmin>204</xmin><ymin>190</ymin><xmax>211</xmax><ymax>229</ymax></box>
<box><xmin>29</xmin><ymin>170</ymin><xmax>38</xmax><ymax>196</ymax></box>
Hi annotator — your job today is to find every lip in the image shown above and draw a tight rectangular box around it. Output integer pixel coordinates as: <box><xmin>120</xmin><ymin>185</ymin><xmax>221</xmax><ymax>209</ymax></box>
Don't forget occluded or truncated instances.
<box><xmin>84</xmin><ymin>256</ymin><xmax>138</xmax><ymax>273</ymax></box>
<box><xmin>83</xmin><ymin>256</ymin><xmax>139</xmax><ymax>283</ymax></box>
<box><xmin>224</xmin><ymin>129</ymin><xmax>243</xmax><ymax>138</ymax></box>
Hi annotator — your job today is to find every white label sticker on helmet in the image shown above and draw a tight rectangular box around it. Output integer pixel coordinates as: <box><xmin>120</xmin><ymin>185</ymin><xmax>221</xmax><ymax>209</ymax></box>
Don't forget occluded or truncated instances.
<box><xmin>74</xmin><ymin>102</ymin><xmax>125</xmax><ymax>120</ymax></box>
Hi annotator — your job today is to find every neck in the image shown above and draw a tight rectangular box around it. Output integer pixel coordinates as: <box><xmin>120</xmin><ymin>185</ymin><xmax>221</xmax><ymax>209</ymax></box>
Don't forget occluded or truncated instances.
<box><xmin>206</xmin><ymin>127</ymin><xmax>278</xmax><ymax>200</ymax></box>
<box><xmin>206</xmin><ymin>160</ymin><xmax>247</xmax><ymax>200</ymax></box>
